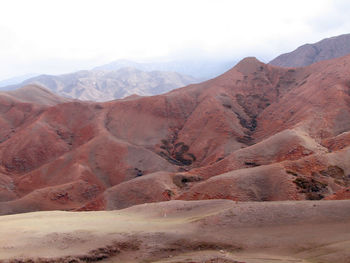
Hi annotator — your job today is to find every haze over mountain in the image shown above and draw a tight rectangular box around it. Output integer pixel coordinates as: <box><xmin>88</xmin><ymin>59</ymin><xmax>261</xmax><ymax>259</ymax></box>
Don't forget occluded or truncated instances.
<box><xmin>1</xmin><ymin>54</ymin><xmax>350</xmax><ymax>216</ymax></box>
<box><xmin>5</xmin><ymin>32</ymin><xmax>350</xmax><ymax>101</ymax></box>
<box><xmin>2</xmin><ymin>68</ymin><xmax>198</xmax><ymax>101</ymax></box>
<box><xmin>94</xmin><ymin>58</ymin><xmax>236</xmax><ymax>80</ymax></box>
<box><xmin>2</xmin><ymin>0</ymin><xmax>350</xmax><ymax>82</ymax></box>
<box><xmin>0</xmin><ymin>73</ymin><xmax>39</xmax><ymax>88</ymax></box>
<box><xmin>269</xmin><ymin>33</ymin><xmax>350</xmax><ymax>67</ymax></box>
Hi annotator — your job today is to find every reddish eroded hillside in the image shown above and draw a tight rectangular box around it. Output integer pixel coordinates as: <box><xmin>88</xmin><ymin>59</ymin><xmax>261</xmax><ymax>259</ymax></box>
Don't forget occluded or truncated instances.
<box><xmin>1</xmin><ymin>55</ymin><xmax>350</xmax><ymax>214</ymax></box>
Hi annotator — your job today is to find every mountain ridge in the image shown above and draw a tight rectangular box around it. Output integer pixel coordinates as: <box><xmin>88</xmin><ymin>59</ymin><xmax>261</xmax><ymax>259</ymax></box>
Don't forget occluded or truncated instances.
<box><xmin>1</xmin><ymin>54</ymin><xmax>350</xmax><ymax>214</ymax></box>
<box><xmin>0</xmin><ymin>55</ymin><xmax>350</xmax><ymax>214</ymax></box>
<box><xmin>1</xmin><ymin>67</ymin><xmax>198</xmax><ymax>102</ymax></box>
<box><xmin>93</xmin><ymin>58</ymin><xmax>236</xmax><ymax>79</ymax></box>
<box><xmin>269</xmin><ymin>33</ymin><xmax>350</xmax><ymax>67</ymax></box>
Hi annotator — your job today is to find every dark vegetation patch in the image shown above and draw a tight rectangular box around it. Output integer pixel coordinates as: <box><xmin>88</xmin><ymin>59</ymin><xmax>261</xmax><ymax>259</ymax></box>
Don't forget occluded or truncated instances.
<box><xmin>286</xmin><ymin>170</ymin><xmax>298</xmax><ymax>176</ymax></box>
<box><xmin>134</xmin><ymin>168</ymin><xmax>143</xmax><ymax>177</ymax></box>
<box><xmin>289</xmin><ymin>166</ymin><xmax>349</xmax><ymax>199</ymax></box>
<box><xmin>56</xmin><ymin>129</ymin><xmax>74</xmax><ymax>146</ymax></box>
<box><xmin>159</xmin><ymin>140</ymin><xmax>196</xmax><ymax>166</ymax></box>
<box><xmin>49</xmin><ymin>192</ymin><xmax>71</xmax><ymax>203</ymax></box>
<box><xmin>215</xmin><ymin>157</ymin><xmax>224</xmax><ymax>162</ymax></box>
<box><xmin>173</xmin><ymin>174</ymin><xmax>202</xmax><ymax>188</ymax></box>
<box><xmin>244</xmin><ymin>161</ymin><xmax>260</xmax><ymax>167</ymax></box>
<box><xmin>319</xmin><ymin>165</ymin><xmax>350</xmax><ymax>186</ymax></box>
<box><xmin>293</xmin><ymin>177</ymin><xmax>328</xmax><ymax>200</ymax></box>
<box><xmin>163</xmin><ymin>189</ymin><xmax>175</xmax><ymax>198</ymax></box>
<box><xmin>94</xmin><ymin>104</ymin><xmax>104</xmax><ymax>110</ymax></box>
<box><xmin>306</xmin><ymin>192</ymin><xmax>326</xmax><ymax>200</ymax></box>
<box><xmin>0</xmin><ymin>128</ymin><xmax>15</xmax><ymax>143</ymax></box>
<box><xmin>234</xmin><ymin>112</ymin><xmax>257</xmax><ymax>133</ymax></box>
<box><xmin>234</xmin><ymin>93</ymin><xmax>273</xmax><ymax>135</ymax></box>
<box><xmin>222</xmin><ymin>103</ymin><xmax>232</xmax><ymax>109</ymax></box>
<box><xmin>236</xmin><ymin>93</ymin><xmax>270</xmax><ymax>119</ymax></box>
<box><xmin>236</xmin><ymin>135</ymin><xmax>254</xmax><ymax>145</ymax></box>
<box><xmin>299</xmin><ymin>80</ymin><xmax>307</xmax><ymax>87</ymax></box>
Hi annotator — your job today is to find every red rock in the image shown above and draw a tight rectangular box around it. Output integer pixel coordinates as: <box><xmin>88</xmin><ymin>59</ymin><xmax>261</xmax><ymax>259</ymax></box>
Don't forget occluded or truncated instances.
<box><xmin>326</xmin><ymin>187</ymin><xmax>350</xmax><ymax>200</ymax></box>
<box><xmin>2</xmin><ymin>55</ymin><xmax>350</xmax><ymax>214</ymax></box>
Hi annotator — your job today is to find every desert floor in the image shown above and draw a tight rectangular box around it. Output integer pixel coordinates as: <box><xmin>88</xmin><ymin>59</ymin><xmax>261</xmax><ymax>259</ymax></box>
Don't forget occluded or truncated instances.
<box><xmin>0</xmin><ymin>199</ymin><xmax>349</xmax><ymax>263</ymax></box>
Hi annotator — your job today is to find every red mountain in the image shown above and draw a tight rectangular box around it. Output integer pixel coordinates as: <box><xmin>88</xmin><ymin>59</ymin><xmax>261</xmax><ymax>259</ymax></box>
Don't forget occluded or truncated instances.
<box><xmin>1</xmin><ymin>55</ymin><xmax>350</xmax><ymax>215</ymax></box>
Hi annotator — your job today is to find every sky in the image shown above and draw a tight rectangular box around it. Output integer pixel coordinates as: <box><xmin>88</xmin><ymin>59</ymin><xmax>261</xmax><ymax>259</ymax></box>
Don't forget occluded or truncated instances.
<box><xmin>0</xmin><ymin>0</ymin><xmax>350</xmax><ymax>80</ymax></box>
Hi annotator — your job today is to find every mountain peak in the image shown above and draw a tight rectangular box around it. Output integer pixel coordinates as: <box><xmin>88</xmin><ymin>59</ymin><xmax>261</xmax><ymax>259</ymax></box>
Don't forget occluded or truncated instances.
<box><xmin>234</xmin><ymin>57</ymin><xmax>265</xmax><ymax>74</ymax></box>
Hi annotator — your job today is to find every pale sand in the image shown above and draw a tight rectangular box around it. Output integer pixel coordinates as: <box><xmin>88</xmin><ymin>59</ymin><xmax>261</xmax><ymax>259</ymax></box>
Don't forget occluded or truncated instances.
<box><xmin>0</xmin><ymin>199</ymin><xmax>349</xmax><ymax>263</ymax></box>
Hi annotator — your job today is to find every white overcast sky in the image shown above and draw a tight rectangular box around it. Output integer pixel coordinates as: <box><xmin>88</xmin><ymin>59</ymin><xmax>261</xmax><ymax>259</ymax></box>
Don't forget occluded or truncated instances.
<box><xmin>0</xmin><ymin>0</ymin><xmax>350</xmax><ymax>79</ymax></box>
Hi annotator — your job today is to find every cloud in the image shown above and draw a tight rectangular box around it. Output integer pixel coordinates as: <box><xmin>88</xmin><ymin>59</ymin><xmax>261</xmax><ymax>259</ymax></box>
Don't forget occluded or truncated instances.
<box><xmin>308</xmin><ymin>0</ymin><xmax>350</xmax><ymax>34</ymax></box>
<box><xmin>0</xmin><ymin>0</ymin><xmax>349</xmax><ymax>79</ymax></box>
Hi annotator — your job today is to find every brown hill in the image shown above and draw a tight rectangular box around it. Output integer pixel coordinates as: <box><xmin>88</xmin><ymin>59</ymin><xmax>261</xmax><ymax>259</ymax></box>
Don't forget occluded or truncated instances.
<box><xmin>269</xmin><ymin>33</ymin><xmax>350</xmax><ymax>67</ymax></box>
<box><xmin>0</xmin><ymin>84</ymin><xmax>72</xmax><ymax>106</ymax></box>
<box><xmin>1</xmin><ymin>55</ymin><xmax>350</xmax><ymax>214</ymax></box>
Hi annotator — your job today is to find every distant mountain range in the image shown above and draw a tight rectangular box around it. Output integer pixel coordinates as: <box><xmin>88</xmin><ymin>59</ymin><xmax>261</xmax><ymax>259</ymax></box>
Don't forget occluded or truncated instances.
<box><xmin>269</xmin><ymin>33</ymin><xmax>350</xmax><ymax>67</ymax></box>
<box><xmin>0</xmin><ymin>58</ymin><xmax>236</xmax><ymax>102</ymax></box>
<box><xmin>94</xmin><ymin>58</ymin><xmax>236</xmax><ymax>79</ymax></box>
<box><xmin>2</xmin><ymin>68</ymin><xmax>198</xmax><ymax>101</ymax></box>
<box><xmin>0</xmin><ymin>73</ymin><xmax>39</xmax><ymax>88</ymax></box>
<box><xmin>2</xmin><ymin>33</ymin><xmax>350</xmax><ymax>102</ymax></box>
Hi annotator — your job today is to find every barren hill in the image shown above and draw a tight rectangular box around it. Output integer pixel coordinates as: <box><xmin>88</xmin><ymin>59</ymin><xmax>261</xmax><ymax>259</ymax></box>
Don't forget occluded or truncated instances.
<box><xmin>1</xmin><ymin>55</ymin><xmax>350</xmax><ymax>215</ymax></box>
<box><xmin>0</xmin><ymin>84</ymin><xmax>72</xmax><ymax>106</ymax></box>
<box><xmin>0</xmin><ymin>200</ymin><xmax>349</xmax><ymax>263</ymax></box>
<box><xmin>269</xmin><ymin>33</ymin><xmax>350</xmax><ymax>67</ymax></box>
